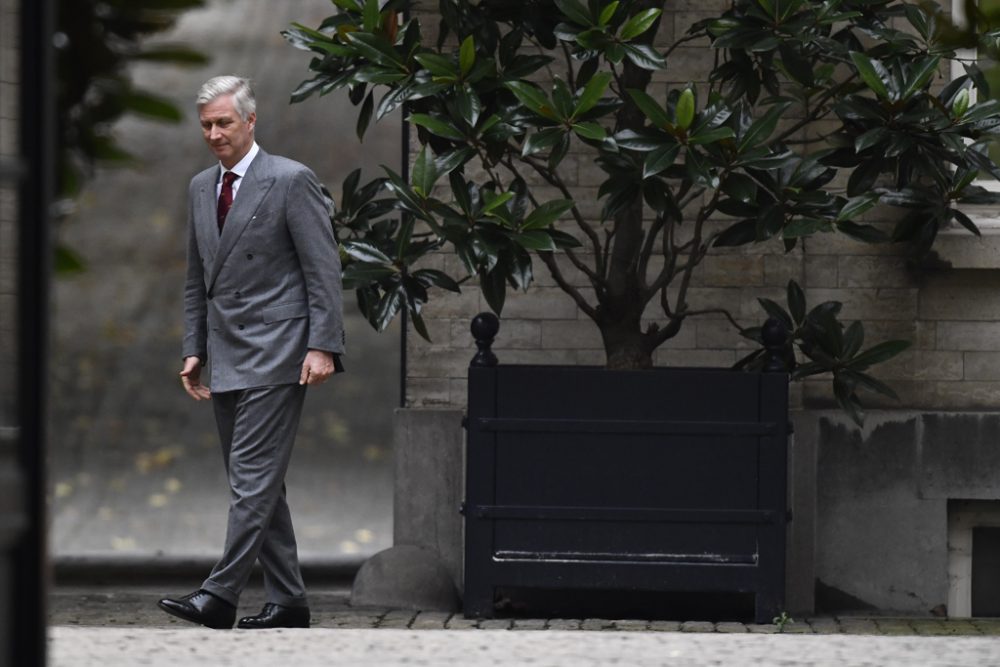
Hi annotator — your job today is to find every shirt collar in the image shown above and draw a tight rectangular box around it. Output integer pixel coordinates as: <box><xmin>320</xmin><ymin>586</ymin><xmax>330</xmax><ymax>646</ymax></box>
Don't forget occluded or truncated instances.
<box><xmin>219</xmin><ymin>142</ymin><xmax>259</xmax><ymax>182</ymax></box>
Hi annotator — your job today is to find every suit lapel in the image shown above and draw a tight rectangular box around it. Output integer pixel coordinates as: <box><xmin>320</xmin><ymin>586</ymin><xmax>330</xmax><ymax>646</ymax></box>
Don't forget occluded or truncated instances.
<box><xmin>196</xmin><ymin>168</ymin><xmax>220</xmax><ymax>261</ymax></box>
<box><xmin>207</xmin><ymin>153</ymin><xmax>276</xmax><ymax>292</ymax></box>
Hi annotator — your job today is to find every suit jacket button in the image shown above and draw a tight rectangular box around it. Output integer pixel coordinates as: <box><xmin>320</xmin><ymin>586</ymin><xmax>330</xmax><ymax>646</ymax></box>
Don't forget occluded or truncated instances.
<box><xmin>238</xmin><ymin>324</ymin><xmax>245</xmax><ymax>330</ymax></box>
<box><xmin>246</xmin><ymin>253</ymin><xmax>254</xmax><ymax>260</ymax></box>
<box><xmin>235</xmin><ymin>291</ymin><xmax>242</xmax><ymax>298</ymax></box>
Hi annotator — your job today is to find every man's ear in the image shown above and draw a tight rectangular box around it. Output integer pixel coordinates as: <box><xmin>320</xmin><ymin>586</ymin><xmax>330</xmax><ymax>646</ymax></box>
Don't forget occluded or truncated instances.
<box><xmin>247</xmin><ymin>112</ymin><xmax>256</xmax><ymax>130</ymax></box>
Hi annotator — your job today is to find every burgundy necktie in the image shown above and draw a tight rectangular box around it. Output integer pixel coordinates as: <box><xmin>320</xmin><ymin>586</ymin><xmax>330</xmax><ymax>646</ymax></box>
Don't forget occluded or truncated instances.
<box><xmin>217</xmin><ymin>171</ymin><xmax>238</xmax><ymax>233</ymax></box>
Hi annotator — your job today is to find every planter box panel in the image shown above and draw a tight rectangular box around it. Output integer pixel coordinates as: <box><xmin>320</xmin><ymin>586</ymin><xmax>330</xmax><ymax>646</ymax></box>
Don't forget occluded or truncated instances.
<box><xmin>494</xmin><ymin>366</ymin><xmax>763</xmax><ymax>422</ymax></box>
<box><xmin>493</xmin><ymin>433</ymin><xmax>760</xmax><ymax>509</ymax></box>
<box><xmin>492</xmin><ymin>520</ymin><xmax>759</xmax><ymax>561</ymax></box>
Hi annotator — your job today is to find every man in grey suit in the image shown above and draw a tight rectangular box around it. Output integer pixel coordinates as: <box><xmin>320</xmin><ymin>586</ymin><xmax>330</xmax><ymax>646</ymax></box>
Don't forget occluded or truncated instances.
<box><xmin>158</xmin><ymin>75</ymin><xmax>344</xmax><ymax>630</ymax></box>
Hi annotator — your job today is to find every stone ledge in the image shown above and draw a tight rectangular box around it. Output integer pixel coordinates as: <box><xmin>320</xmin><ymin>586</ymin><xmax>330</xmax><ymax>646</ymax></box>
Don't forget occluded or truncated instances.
<box><xmin>924</xmin><ymin>227</ymin><xmax>1000</xmax><ymax>270</ymax></box>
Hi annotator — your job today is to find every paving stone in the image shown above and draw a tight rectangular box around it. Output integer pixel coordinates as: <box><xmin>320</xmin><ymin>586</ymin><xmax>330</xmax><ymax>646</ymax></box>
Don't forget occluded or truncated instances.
<box><xmin>478</xmin><ymin>619</ymin><xmax>513</xmax><ymax>630</ymax></box>
<box><xmin>322</xmin><ymin>612</ymin><xmax>382</xmax><ymax>629</ymax></box>
<box><xmin>581</xmin><ymin>618</ymin><xmax>616</xmax><ymax>631</ymax></box>
<box><xmin>410</xmin><ymin>611</ymin><xmax>452</xmax><ymax>630</ymax></box>
<box><xmin>805</xmin><ymin>618</ymin><xmax>842</xmax><ymax>634</ymax></box>
<box><xmin>872</xmin><ymin>619</ymin><xmax>915</xmax><ymax>636</ymax></box>
<box><xmin>714</xmin><ymin>622</ymin><xmax>748</xmax><ymax>633</ymax></box>
<box><xmin>611</xmin><ymin>620</ymin><xmax>650</xmax><ymax>632</ymax></box>
<box><xmin>545</xmin><ymin>618</ymin><xmax>582</xmax><ymax>631</ymax></box>
<box><xmin>746</xmin><ymin>623</ymin><xmax>780</xmax><ymax>634</ymax></box>
<box><xmin>837</xmin><ymin>618</ymin><xmax>880</xmax><ymax>635</ymax></box>
<box><xmin>776</xmin><ymin>620</ymin><xmax>813</xmax><ymax>634</ymax></box>
<box><xmin>647</xmin><ymin>621</ymin><xmax>681</xmax><ymax>632</ymax></box>
<box><xmin>444</xmin><ymin>616</ymin><xmax>480</xmax><ymax>630</ymax></box>
<box><xmin>511</xmin><ymin>619</ymin><xmax>548</xmax><ymax>631</ymax></box>
<box><xmin>680</xmin><ymin>621</ymin><xmax>715</xmax><ymax>633</ymax></box>
<box><xmin>378</xmin><ymin>610</ymin><xmax>417</xmax><ymax>629</ymax></box>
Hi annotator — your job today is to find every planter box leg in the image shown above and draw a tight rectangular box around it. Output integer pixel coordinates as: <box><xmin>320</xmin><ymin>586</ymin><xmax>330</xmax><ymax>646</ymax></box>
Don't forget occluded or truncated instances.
<box><xmin>462</xmin><ymin>582</ymin><xmax>495</xmax><ymax>619</ymax></box>
<box><xmin>755</xmin><ymin>591</ymin><xmax>782</xmax><ymax>625</ymax></box>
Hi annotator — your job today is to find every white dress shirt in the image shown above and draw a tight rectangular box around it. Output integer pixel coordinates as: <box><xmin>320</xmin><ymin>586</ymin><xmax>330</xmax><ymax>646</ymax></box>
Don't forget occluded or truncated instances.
<box><xmin>216</xmin><ymin>141</ymin><xmax>260</xmax><ymax>200</ymax></box>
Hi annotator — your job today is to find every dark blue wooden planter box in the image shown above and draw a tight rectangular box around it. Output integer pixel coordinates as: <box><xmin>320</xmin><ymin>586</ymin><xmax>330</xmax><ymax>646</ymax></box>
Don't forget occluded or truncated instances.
<box><xmin>463</xmin><ymin>355</ymin><xmax>789</xmax><ymax>623</ymax></box>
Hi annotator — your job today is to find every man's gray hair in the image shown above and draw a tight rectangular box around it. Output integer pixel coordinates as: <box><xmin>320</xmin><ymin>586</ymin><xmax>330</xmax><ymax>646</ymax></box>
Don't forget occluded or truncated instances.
<box><xmin>196</xmin><ymin>75</ymin><xmax>256</xmax><ymax>120</ymax></box>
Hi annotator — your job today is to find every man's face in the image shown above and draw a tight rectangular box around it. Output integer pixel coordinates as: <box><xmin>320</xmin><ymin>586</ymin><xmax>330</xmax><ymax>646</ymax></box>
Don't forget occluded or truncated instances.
<box><xmin>199</xmin><ymin>94</ymin><xmax>255</xmax><ymax>169</ymax></box>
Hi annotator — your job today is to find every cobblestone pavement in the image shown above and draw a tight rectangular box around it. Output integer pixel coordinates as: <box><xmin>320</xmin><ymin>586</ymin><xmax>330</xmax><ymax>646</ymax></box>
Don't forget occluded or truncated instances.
<box><xmin>49</xmin><ymin>585</ymin><xmax>1000</xmax><ymax>666</ymax></box>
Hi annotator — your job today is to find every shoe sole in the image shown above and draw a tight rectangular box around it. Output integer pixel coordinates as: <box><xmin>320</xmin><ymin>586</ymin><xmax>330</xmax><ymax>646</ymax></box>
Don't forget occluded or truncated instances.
<box><xmin>236</xmin><ymin>620</ymin><xmax>310</xmax><ymax>629</ymax></box>
<box><xmin>157</xmin><ymin>601</ymin><xmax>234</xmax><ymax>630</ymax></box>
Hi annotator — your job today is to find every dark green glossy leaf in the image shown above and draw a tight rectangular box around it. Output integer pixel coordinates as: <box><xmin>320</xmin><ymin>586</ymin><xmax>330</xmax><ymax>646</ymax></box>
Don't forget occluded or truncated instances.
<box><xmin>410</xmin><ymin>311</ymin><xmax>431</xmax><ymax>341</ymax></box>
<box><xmin>627</xmin><ymin>88</ymin><xmax>671</xmax><ymax>128</ymax></box>
<box><xmin>713</xmin><ymin>219</ymin><xmax>756</xmax><ymax>247</ymax></box>
<box><xmin>342</xmin><ymin>262</ymin><xmax>398</xmax><ymax>288</ymax></box>
<box><xmin>622</xmin><ymin>43</ymin><xmax>667</xmax><ymax>70</ymax></box>
<box><xmin>836</xmin><ymin>194</ymin><xmax>878</xmax><ymax>222</ymax></box>
<box><xmin>459</xmin><ymin>35</ymin><xmax>475</xmax><ymax>77</ymax></box>
<box><xmin>787</xmin><ymin>280</ymin><xmax>805</xmax><ymax>325</ymax></box>
<box><xmin>951</xmin><ymin>208</ymin><xmax>981</xmax><ymax>237</ymax></box>
<box><xmin>675</xmin><ymin>89</ymin><xmax>695</xmax><ymax>130</ymax></box>
<box><xmin>414</xmin><ymin>52</ymin><xmax>458</xmax><ymax>77</ymax></box>
<box><xmin>847</xmin><ymin>339</ymin><xmax>911</xmax><ymax>370</ymax></box>
<box><xmin>522</xmin><ymin>199</ymin><xmax>574</xmax><ymax>230</ymax></box>
<box><xmin>506</xmin><ymin>81</ymin><xmax>559</xmax><ymax>121</ymax></box>
<box><xmin>346</xmin><ymin>32</ymin><xmax>405</xmax><ymax>70</ymax></box>
<box><xmin>374</xmin><ymin>286</ymin><xmax>404</xmax><ymax>331</ymax></box>
<box><xmin>901</xmin><ymin>56</ymin><xmax>941</xmax><ymax>101</ymax></box>
<box><xmin>357</xmin><ymin>91</ymin><xmax>374</xmax><ymax>140</ymax></box>
<box><xmin>554</xmin><ymin>0</ymin><xmax>592</xmax><ymax>26</ymax></box>
<box><xmin>849</xmin><ymin>51</ymin><xmax>890</xmax><ymax>100</ymax></box>
<box><xmin>642</xmin><ymin>144</ymin><xmax>680</xmax><ymax>179</ymax></box>
<box><xmin>412</xmin><ymin>268</ymin><xmax>461</xmax><ymax>292</ymax></box>
<box><xmin>523</xmin><ymin>127</ymin><xmax>566</xmax><ymax>157</ymax></box>
<box><xmin>574</xmin><ymin>72</ymin><xmax>611</xmax><ymax>117</ymax></box>
<box><xmin>572</xmin><ymin>121</ymin><xmax>606</xmax><ymax>141</ymax></box>
<box><xmin>343</xmin><ymin>241</ymin><xmax>393</xmax><ymax>264</ymax></box>
<box><xmin>515</xmin><ymin>230</ymin><xmax>557</xmax><ymax>251</ymax></box>
<box><xmin>757</xmin><ymin>297</ymin><xmax>793</xmax><ymax>330</ymax></box>
<box><xmin>737</xmin><ymin>103</ymin><xmax>789</xmax><ymax>152</ymax></box>
<box><xmin>619</xmin><ymin>8</ymin><xmax>661</xmax><ymax>41</ymax></box>
<box><xmin>480</xmin><ymin>267</ymin><xmax>507</xmax><ymax>314</ymax></box>
<box><xmin>409</xmin><ymin>113</ymin><xmax>465</xmax><ymax>140</ymax></box>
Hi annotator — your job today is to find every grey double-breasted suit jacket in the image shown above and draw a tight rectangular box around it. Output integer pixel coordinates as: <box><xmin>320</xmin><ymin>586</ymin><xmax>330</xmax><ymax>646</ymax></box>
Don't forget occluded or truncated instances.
<box><xmin>182</xmin><ymin>149</ymin><xmax>344</xmax><ymax>393</ymax></box>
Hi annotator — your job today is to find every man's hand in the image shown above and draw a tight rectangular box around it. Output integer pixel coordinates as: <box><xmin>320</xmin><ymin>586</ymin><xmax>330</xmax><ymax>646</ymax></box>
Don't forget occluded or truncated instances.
<box><xmin>180</xmin><ymin>356</ymin><xmax>211</xmax><ymax>401</ymax></box>
<box><xmin>300</xmin><ymin>349</ymin><xmax>336</xmax><ymax>385</ymax></box>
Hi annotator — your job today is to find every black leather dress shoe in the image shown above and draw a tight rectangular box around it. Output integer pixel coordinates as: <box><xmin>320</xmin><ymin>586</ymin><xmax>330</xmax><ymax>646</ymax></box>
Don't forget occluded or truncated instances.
<box><xmin>237</xmin><ymin>602</ymin><xmax>310</xmax><ymax>629</ymax></box>
<box><xmin>158</xmin><ymin>590</ymin><xmax>236</xmax><ymax>629</ymax></box>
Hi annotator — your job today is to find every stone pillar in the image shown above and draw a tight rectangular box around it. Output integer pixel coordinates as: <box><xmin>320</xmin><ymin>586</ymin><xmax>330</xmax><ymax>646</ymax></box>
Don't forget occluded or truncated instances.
<box><xmin>350</xmin><ymin>408</ymin><xmax>464</xmax><ymax>611</ymax></box>
<box><xmin>786</xmin><ymin>412</ymin><xmax>817</xmax><ymax>615</ymax></box>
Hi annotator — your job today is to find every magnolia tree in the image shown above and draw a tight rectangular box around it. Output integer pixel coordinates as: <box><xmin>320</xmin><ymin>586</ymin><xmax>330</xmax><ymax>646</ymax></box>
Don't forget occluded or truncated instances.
<box><xmin>285</xmin><ymin>0</ymin><xmax>1000</xmax><ymax>422</ymax></box>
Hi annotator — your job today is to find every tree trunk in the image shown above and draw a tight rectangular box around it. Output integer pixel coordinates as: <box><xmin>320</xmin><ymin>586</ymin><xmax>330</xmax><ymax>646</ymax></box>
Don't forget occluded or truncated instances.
<box><xmin>598</xmin><ymin>307</ymin><xmax>654</xmax><ymax>370</ymax></box>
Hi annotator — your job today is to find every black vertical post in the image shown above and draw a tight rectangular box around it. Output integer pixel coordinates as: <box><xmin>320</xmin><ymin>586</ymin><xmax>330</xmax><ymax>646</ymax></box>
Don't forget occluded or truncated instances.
<box><xmin>464</xmin><ymin>313</ymin><xmax>499</xmax><ymax>618</ymax></box>
<box><xmin>15</xmin><ymin>0</ymin><xmax>53</xmax><ymax>664</ymax></box>
<box><xmin>757</xmin><ymin>318</ymin><xmax>790</xmax><ymax>622</ymax></box>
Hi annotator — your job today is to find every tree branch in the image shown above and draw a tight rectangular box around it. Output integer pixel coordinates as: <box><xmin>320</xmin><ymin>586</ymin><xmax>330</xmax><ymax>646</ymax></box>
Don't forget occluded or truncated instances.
<box><xmin>538</xmin><ymin>251</ymin><xmax>599</xmax><ymax>320</ymax></box>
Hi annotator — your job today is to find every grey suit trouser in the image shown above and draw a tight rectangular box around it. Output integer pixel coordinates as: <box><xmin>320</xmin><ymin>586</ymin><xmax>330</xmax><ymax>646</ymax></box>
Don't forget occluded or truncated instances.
<box><xmin>202</xmin><ymin>384</ymin><xmax>308</xmax><ymax>608</ymax></box>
